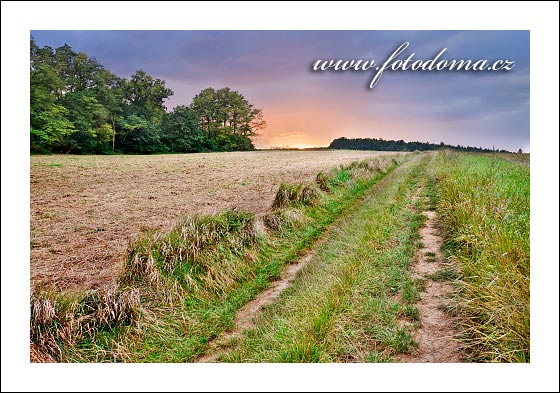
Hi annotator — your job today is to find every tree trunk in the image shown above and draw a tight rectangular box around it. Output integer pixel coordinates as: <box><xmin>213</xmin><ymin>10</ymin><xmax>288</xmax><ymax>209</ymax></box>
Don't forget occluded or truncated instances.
<box><xmin>111</xmin><ymin>116</ymin><xmax>116</xmax><ymax>153</ymax></box>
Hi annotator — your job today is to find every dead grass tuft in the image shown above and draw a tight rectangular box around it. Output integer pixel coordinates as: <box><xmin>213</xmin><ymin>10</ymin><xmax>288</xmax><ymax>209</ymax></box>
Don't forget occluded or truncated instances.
<box><xmin>262</xmin><ymin>208</ymin><xmax>307</xmax><ymax>232</ymax></box>
<box><xmin>95</xmin><ymin>288</ymin><xmax>141</xmax><ymax>327</ymax></box>
<box><xmin>272</xmin><ymin>183</ymin><xmax>303</xmax><ymax>208</ymax></box>
<box><xmin>316</xmin><ymin>172</ymin><xmax>330</xmax><ymax>192</ymax></box>
<box><xmin>123</xmin><ymin>240</ymin><xmax>160</xmax><ymax>285</ymax></box>
<box><xmin>158</xmin><ymin>210</ymin><xmax>256</xmax><ymax>275</ymax></box>
<box><xmin>30</xmin><ymin>287</ymin><xmax>142</xmax><ymax>361</ymax></box>
<box><xmin>31</xmin><ymin>293</ymin><xmax>56</xmax><ymax>325</ymax></box>
<box><xmin>30</xmin><ymin>342</ymin><xmax>55</xmax><ymax>363</ymax></box>
<box><xmin>272</xmin><ymin>183</ymin><xmax>320</xmax><ymax>209</ymax></box>
<box><xmin>300</xmin><ymin>185</ymin><xmax>321</xmax><ymax>206</ymax></box>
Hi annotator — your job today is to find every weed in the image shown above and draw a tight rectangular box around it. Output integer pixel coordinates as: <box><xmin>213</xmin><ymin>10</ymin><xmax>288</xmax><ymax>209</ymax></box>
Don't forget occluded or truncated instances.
<box><xmin>428</xmin><ymin>267</ymin><xmax>460</xmax><ymax>281</ymax></box>
<box><xmin>402</xmin><ymin>279</ymin><xmax>420</xmax><ymax>304</ymax></box>
<box><xmin>365</xmin><ymin>350</ymin><xmax>393</xmax><ymax>363</ymax></box>
<box><xmin>403</xmin><ymin>305</ymin><xmax>420</xmax><ymax>321</ymax></box>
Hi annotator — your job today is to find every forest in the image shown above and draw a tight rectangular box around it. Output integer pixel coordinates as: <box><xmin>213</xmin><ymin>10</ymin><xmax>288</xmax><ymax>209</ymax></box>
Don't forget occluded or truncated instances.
<box><xmin>329</xmin><ymin>137</ymin><xmax>512</xmax><ymax>153</ymax></box>
<box><xmin>30</xmin><ymin>38</ymin><xmax>265</xmax><ymax>154</ymax></box>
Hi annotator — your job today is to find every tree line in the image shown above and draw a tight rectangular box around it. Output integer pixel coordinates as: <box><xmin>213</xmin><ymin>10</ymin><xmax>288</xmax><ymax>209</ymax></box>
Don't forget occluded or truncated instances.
<box><xmin>30</xmin><ymin>38</ymin><xmax>265</xmax><ymax>154</ymax></box>
<box><xmin>329</xmin><ymin>137</ymin><xmax>511</xmax><ymax>153</ymax></box>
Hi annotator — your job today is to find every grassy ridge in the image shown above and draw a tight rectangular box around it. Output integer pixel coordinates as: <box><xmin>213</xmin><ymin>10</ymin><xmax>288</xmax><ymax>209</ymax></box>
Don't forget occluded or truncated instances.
<box><xmin>31</xmin><ymin>154</ymin><xmax>410</xmax><ymax>362</ymax></box>
<box><xmin>433</xmin><ymin>151</ymin><xmax>530</xmax><ymax>362</ymax></box>
<box><xmin>218</xmin><ymin>155</ymin><xmax>430</xmax><ymax>362</ymax></box>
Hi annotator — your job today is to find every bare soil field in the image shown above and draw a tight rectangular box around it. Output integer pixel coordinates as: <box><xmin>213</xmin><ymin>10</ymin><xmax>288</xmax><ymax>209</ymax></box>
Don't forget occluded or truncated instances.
<box><xmin>31</xmin><ymin>150</ymin><xmax>394</xmax><ymax>292</ymax></box>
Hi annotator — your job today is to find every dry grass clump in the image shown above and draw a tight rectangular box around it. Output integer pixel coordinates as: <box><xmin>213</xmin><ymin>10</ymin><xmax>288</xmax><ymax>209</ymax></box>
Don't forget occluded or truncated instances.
<box><xmin>30</xmin><ymin>342</ymin><xmax>55</xmax><ymax>363</ymax></box>
<box><xmin>262</xmin><ymin>208</ymin><xmax>308</xmax><ymax>232</ymax></box>
<box><xmin>30</xmin><ymin>287</ymin><xmax>140</xmax><ymax>361</ymax></box>
<box><xmin>30</xmin><ymin>292</ymin><xmax>62</xmax><ymax>356</ymax></box>
<box><xmin>122</xmin><ymin>238</ymin><xmax>161</xmax><ymax>286</ymax></box>
<box><xmin>315</xmin><ymin>172</ymin><xmax>330</xmax><ymax>192</ymax></box>
<box><xmin>272</xmin><ymin>183</ymin><xmax>321</xmax><ymax>209</ymax></box>
<box><xmin>94</xmin><ymin>288</ymin><xmax>141</xmax><ymax>327</ymax></box>
<box><xmin>314</xmin><ymin>155</ymin><xmax>406</xmax><ymax>193</ymax></box>
<box><xmin>342</xmin><ymin>156</ymin><xmax>401</xmax><ymax>173</ymax></box>
<box><xmin>341</xmin><ymin>159</ymin><xmax>372</xmax><ymax>171</ymax></box>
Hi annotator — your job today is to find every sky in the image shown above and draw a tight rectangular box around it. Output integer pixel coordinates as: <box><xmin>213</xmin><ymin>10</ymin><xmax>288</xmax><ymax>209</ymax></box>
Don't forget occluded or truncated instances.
<box><xmin>31</xmin><ymin>30</ymin><xmax>530</xmax><ymax>152</ymax></box>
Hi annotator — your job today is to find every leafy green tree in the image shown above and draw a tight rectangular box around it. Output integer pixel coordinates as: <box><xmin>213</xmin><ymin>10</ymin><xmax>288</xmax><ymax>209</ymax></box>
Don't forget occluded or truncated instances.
<box><xmin>125</xmin><ymin>70</ymin><xmax>173</xmax><ymax>123</ymax></box>
<box><xmin>30</xmin><ymin>38</ymin><xmax>74</xmax><ymax>152</ymax></box>
<box><xmin>189</xmin><ymin>87</ymin><xmax>264</xmax><ymax>150</ymax></box>
<box><xmin>93</xmin><ymin>69</ymin><xmax>126</xmax><ymax>152</ymax></box>
<box><xmin>30</xmin><ymin>38</ymin><xmax>263</xmax><ymax>154</ymax></box>
<box><xmin>30</xmin><ymin>100</ymin><xmax>75</xmax><ymax>152</ymax></box>
<box><xmin>190</xmin><ymin>87</ymin><xmax>218</xmax><ymax>136</ymax></box>
<box><xmin>115</xmin><ymin>114</ymin><xmax>162</xmax><ymax>153</ymax></box>
<box><xmin>329</xmin><ymin>137</ymin><xmax>506</xmax><ymax>153</ymax></box>
<box><xmin>161</xmin><ymin>105</ymin><xmax>206</xmax><ymax>152</ymax></box>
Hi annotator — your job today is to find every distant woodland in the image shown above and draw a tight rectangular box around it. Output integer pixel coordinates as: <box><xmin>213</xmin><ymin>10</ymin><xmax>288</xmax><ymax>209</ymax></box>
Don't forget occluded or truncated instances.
<box><xmin>329</xmin><ymin>137</ymin><xmax>512</xmax><ymax>153</ymax></box>
<box><xmin>30</xmin><ymin>38</ymin><xmax>265</xmax><ymax>154</ymax></box>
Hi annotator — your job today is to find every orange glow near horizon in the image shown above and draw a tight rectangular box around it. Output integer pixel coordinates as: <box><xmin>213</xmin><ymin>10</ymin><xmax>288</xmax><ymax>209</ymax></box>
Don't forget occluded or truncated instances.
<box><xmin>252</xmin><ymin>98</ymin><xmax>348</xmax><ymax>148</ymax></box>
<box><xmin>251</xmin><ymin>98</ymin><xmax>419</xmax><ymax>149</ymax></box>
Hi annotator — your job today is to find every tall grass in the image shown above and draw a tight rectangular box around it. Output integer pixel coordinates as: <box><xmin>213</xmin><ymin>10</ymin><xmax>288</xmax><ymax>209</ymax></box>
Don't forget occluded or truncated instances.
<box><xmin>434</xmin><ymin>151</ymin><xmax>529</xmax><ymax>362</ymax></box>
<box><xmin>123</xmin><ymin>210</ymin><xmax>260</xmax><ymax>296</ymax></box>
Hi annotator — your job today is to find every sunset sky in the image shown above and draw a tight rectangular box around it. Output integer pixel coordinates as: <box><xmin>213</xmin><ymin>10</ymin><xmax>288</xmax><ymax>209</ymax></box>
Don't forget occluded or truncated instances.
<box><xmin>31</xmin><ymin>30</ymin><xmax>530</xmax><ymax>151</ymax></box>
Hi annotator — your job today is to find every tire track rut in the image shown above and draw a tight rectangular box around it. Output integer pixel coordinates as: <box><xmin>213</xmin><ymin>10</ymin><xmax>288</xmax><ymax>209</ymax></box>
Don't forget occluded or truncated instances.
<box><xmin>398</xmin><ymin>209</ymin><xmax>463</xmax><ymax>362</ymax></box>
<box><xmin>197</xmin><ymin>157</ymin><xmax>420</xmax><ymax>362</ymax></box>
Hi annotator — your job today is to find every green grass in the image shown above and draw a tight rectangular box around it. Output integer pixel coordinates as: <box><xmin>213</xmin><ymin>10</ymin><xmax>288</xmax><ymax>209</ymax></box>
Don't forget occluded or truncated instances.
<box><xmin>428</xmin><ymin>267</ymin><xmax>460</xmax><ymax>281</ymax></box>
<box><xmin>433</xmin><ymin>151</ymin><xmax>529</xmax><ymax>362</ymax></box>
<box><xmin>364</xmin><ymin>350</ymin><xmax>393</xmax><ymax>363</ymax></box>
<box><xmin>33</xmin><ymin>153</ymin><xmax>410</xmax><ymax>362</ymax></box>
<box><xmin>218</xmin><ymin>155</ymin><xmax>429</xmax><ymax>362</ymax></box>
<box><xmin>402</xmin><ymin>305</ymin><xmax>420</xmax><ymax>322</ymax></box>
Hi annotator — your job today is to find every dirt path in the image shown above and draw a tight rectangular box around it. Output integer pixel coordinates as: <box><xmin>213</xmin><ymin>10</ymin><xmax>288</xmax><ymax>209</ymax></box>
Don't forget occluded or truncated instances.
<box><xmin>197</xmin><ymin>158</ymin><xmax>420</xmax><ymax>363</ymax></box>
<box><xmin>197</xmin><ymin>253</ymin><xmax>313</xmax><ymax>362</ymax></box>
<box><xmin>399</xmin><ymin>209</ymin><xmax>463</xmax><ymax>362</ymax></box>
